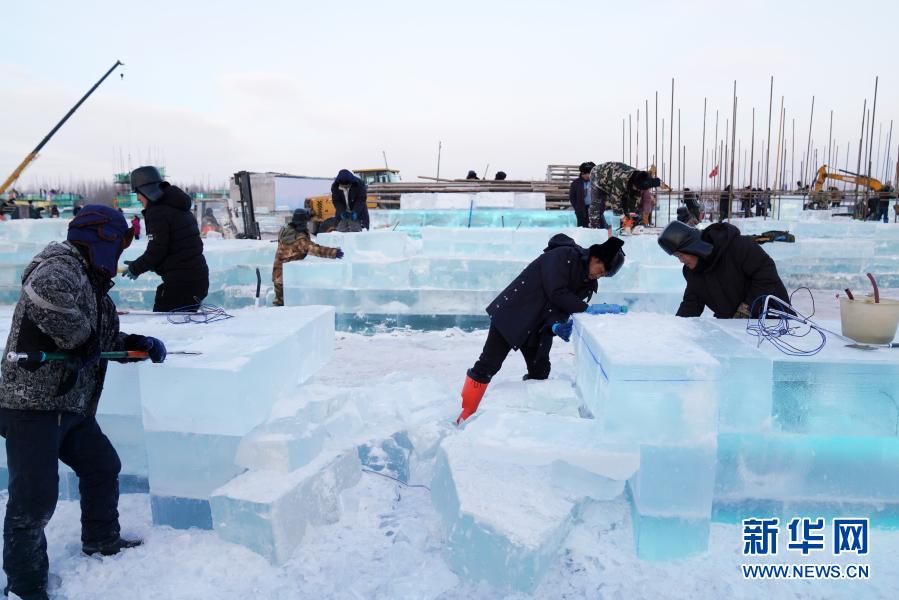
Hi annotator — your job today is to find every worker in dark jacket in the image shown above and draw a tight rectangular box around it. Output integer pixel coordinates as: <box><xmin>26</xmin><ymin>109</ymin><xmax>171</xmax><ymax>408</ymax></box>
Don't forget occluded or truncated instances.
<box><xmin>0</xmin><ymin>206</ymin><xmax>166</xmax><ymax>600</ymax></box>
<box><xmin>658</xmin><ymin>220</ymin><xmax>790</xmax><ymax>319</ymax></box>
<box><xmin>331</xmin><ymin>169</ymin><xmax>369</xmax><ymax>232</ymax></box>
<box><xmin>568</xmin><ymin>162</ymin><xmax>595</xmax><ymax>228</ymax></box>
<box><xmin>456</xmin><ymin>234</ymin><xmax>626</xmax><ymax>424</ymax></box>
<box><xmin>122</xmin><ymin>166</ymin><xmax>209</xmax><ymax>312</ymax></box>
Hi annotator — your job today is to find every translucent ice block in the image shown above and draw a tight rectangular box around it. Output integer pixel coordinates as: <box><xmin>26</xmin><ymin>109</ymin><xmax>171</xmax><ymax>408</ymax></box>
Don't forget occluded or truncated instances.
<box><xmin>210</xmin><ymin>450</ymin><xmax>361</xmax><ymax>564</ymax></box>
<box><xmin>431</xmin><ymin>437</ymin><xmax>577</xmax><ymax>592</ymax></box>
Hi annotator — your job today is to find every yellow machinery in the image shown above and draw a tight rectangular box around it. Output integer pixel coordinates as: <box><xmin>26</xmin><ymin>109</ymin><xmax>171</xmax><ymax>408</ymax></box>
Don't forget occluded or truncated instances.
<box><xmin>305</xmin><ymin>169</ymin><xmax>399</xmax><ymax>232</ymax></box>
<box><xmin>812</xmin><ymin>165</ymin><xmax>883</xmax><ymax>194</ymax></box>
<box><xmin>1</xmin><ymin>61</ymin><xmax>123</xmax><ymax>199</ymax></box>
<box><xmin>810</xmin><ymin>165</ymin><xmax>884</xmax><ymax>215</ymax></box>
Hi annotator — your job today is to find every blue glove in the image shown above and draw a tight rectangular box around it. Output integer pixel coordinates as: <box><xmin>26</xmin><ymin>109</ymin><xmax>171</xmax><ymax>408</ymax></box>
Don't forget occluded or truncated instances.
<box><xmin>551</xmin><ymin>319</ymin><xmax>573</xmax><ymax>342</ymax></box>
<box><xmin>341</xmin><ymin>211</ymin><xmax>352</xmax><ymax>221</ymax></box>
<box><xmin>122</xmin><ymin>260</ymin><xmax>139</xmax><ymax>280</ymax></box>
<box><xmin>350</xmin><ymin>212</ymin><xmax>358</xmax><ymax>221</ymax></box>
<box><xmin>335</xmin><ymin>249</ymin><xmax>344</xmax><ymax>259</ymax></box>
<box><xmin>586</xmin><ymin>303</ymin><xmax>628</xmax><ymax>315</ymax></box>
<box><xmin>124</xmin><ymin>334</ymin><xmax>167</xmax><ymax>363</ymax></box>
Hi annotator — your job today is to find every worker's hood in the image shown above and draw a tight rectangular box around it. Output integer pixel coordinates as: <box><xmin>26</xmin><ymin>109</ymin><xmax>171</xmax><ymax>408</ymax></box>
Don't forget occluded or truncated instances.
<box><xmin>156</xmin><ymin>185</ymin><xmax>193</xmax><ymax>212</ymax></box>
<box><xmin>335</xmin><ymin>169</ymin><xmax>358</xmax><ymax>186</ymax></box>
<box><xmin>697</xmin><ymin>222</ymin><xmax>740</xmax><ymax>272</ymax></box>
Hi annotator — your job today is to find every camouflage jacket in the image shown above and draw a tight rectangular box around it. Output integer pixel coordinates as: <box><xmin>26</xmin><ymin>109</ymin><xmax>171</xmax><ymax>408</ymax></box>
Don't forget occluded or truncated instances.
<box><xmin>275</xmin><ymin>225</ymin><xmax>340</xmax><ymax>264</ymax></box>
<box><xmin>0</xmin><ymin>242</ymin><xmax>127</xmax><ymax>414</ymax></box>
<box><xmin>590</xmin><ymin>162</ymin><xmax>640</xmax><ymax>214</ymax></box>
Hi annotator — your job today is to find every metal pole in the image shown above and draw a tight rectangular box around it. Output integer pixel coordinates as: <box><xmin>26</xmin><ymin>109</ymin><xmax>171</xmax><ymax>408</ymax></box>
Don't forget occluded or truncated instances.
<box><xmin>645</xmin><ymin>99</ymin><xmax>650</xmax><ymax>169</ymax></box>
<box><xmin>668</xmin><ymin>77</ymin><xmax>675</xmax><ymax>222</ymax></box>
<box><xmin>700</xmin><ymin>98</ymin><xmax>707</xmax><ymax>196</ymax></box>
<box><xmin>749</xmin><ymin>107</ymin><xmax>756</xmax><ymax>197</ymax></box>
<box><xmin>629</xmin><ymin>113</ymin><xmax>633</xmax><ymax>165</ymax></box>
<box><xmin>677</xmin><ymin>108</ymin><xmax>681</xmax><ymax>193</ymax></box>
<box><xmin>773</xmin><ymin>98</ymin><xmax>784</xmax><ymax>197</ymax></box>
<box><xmin>729</xmin><ymin>81</ymin><xmax>737</xmax><ymax>218</ymax></box>
<box><xmin>436</xmin><ymin>141</ymin><xmax>442</xmax><ymax>180</ymax></box>
<box><xmin>764</xmin><ymin>75</ymin><xmax>773</xmax><ymax>192</ymax></box>
<box><xmin>827</xmin><ymin>110</ymin><xmax>834</xmax><ymax>168</ymax></box>
<box><xmin>804</xmin><ymin>96</ymin><xmax>815</xmax><ymax>188</ymax></box>
<box><xmin>791</xmin><ymin>119</ymin><xmax>796</xmax><ymax>190</ymax></box>
<box><xmin>654</xmin><ymin>91</ymin><xmax>659</xmax><ymax>224</ymax></box>
<box><xmin>882</xmin><ymin>121</ymin><xmax>893</xmax><ymax>182</ymax></box>
<box><xmin>855</xmin><ymin>100</ymin><xmax>866</xmax><ymax>213</ymax></box>
<box><xmin>713</xmin><ymin>110</ymin><xmax>719</xmax><ymax>190</ymax></box>
<box><xmin>636</xmin><ymin>109</ymin><xmax>640</xmax><ymax>169</ymax></box>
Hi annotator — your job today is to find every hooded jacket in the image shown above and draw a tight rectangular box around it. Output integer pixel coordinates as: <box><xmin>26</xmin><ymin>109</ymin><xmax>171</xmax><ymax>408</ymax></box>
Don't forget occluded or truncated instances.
<box><xmin>330</xmin><ymin>170</ymin><xmax>369</xmax><ymax>229</ymax></box>
<box><xmin>676</xmin><ymin>222</ymin><xmax>789</xmax><ymax>318</ymax></box>
<box><xmin>590</xmin><ymin>162</ymin><xmax>641</xmax><ymax>214</ymax></box>
<box><xmin>128</xmin><ymin>184</ymin><xmax>209</xmax><ymax>282</ymax></box>
<box><xmin>486</xmin><ymin>234</ymin><xmax>597</xmax><ymax>349</ymax></box>
<box><xmin>0</xmin><ymin>242</ymin><xmax>128</xmax><ymax>414</ymax></box>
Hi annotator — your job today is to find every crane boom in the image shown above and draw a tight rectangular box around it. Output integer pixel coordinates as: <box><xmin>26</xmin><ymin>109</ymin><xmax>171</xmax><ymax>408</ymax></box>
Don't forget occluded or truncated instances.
<box><xmin>1</xmin><ymin>60</ymin><xmax>124</xmax><ymax>197</ymax></box>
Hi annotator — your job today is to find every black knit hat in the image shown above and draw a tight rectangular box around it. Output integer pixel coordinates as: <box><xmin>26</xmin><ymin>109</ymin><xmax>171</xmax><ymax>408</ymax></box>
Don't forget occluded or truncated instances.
<box><xmin>291</xmin><ymin>208</ymin><xmax>310</xmax><ymax>227</ymax></box>
<box><xmin>579</xmin><ymin>161</ymin><xmax>596</xmax><ymax>174</ymax></box>
<box><xmin>589</xmin><ymin>237</ymin><xmax>625</xmax><ymax>276</ymax></box>
<box><xmin>630</xmin><ymin>171</ymin><xmax>661</xmax><ymax>190</ymax></box>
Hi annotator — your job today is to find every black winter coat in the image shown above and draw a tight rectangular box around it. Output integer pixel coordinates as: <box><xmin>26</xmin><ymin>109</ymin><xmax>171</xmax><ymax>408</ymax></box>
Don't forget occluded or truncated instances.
<box><xmin>128</xmin><ymin>185</ymin><xmax>209</xmax><ymax>283</ymax></box>
<box><xmin>487</xmin><ymin>234</ymin><xmax>597</xmax><ymax>349</ymax></box>
<box><xmin>331</xmin><ymin>177</ymin><xmax>370</xmax><ymax>229</ymax></box>
<box><xmin>568</xmin><ymin>177</ymin><xmax>591</xmax><ymax>227</ymax></box>
<box><xmin>676</xmin><ymin>222</ymin><xmax>789</xmax><ymax>318</ymax></box>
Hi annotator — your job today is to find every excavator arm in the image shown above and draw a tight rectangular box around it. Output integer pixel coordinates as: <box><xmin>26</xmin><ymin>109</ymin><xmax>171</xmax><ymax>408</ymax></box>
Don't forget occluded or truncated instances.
<box><xmin>813</xmin><ymin>165</ymin><xmax>883</xmax><ymax>193</ymax></box>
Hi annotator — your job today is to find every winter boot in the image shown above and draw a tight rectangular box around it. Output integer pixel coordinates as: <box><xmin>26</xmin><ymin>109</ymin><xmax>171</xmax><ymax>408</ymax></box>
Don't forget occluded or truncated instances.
<box><xmin>83</xmin><ymin>537</ymin><xmax>143</xmax><ymax>557</ymax></box>
<box><xmin>456</xmin><ymin>372</ymin><xmax>488</xmax><ymax>424</ymax></box>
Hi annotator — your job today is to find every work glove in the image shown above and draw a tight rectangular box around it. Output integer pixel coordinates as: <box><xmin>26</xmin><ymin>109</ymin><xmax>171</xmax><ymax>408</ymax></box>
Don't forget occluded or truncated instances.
<box><xmin>124</xmin><ymin>334</ymin><xmax>167</xmax><ymax>363</ymax></box>
<box><xmin>341</xmin><ymin>211</ymin><xmax>352</xmax><ymax>221</ymax></box>
<box><xmin>122</xmin><ymin>260</ymin><xmax>139</xmax><ymax>280</ymax></box>
<box><xmin>551</xmin><ymin>319</ymin><xmax>573</xmax><ymax>342</ymax></box>
<box><xmin>350</xmin><ymin>212</ymin><xmax>358</xmax><ymax>221</ymax></box>
<box><xmin>335</xmin><ymin>249</ymin><xmax>344</xmax><ymax>259</ymax></box>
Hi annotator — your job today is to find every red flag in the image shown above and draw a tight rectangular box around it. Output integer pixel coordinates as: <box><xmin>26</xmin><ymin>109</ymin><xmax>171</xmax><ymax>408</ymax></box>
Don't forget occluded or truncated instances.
<box><xmin>708</xmin><ymin>165</ymin><xmax>719</xmax><ymax>178</ymax></box>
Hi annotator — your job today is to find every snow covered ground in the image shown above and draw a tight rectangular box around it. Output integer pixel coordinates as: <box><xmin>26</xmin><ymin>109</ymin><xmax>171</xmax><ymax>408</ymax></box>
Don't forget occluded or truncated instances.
<box><xmin>2</xmin><ymin>324</ymin><xmax>897</xmax><ymax>600</ymax></box>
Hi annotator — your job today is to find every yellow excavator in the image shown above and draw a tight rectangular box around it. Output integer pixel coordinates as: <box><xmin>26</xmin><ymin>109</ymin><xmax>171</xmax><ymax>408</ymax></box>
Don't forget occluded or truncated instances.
<box><xmin>809</xmin><ymin>164</ymin><xmax>883</xmax><ymax>213</ymax></box>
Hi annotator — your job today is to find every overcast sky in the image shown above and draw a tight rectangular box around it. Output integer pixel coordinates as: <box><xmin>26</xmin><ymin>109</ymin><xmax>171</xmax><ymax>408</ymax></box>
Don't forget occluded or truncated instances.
<box><xmin>3</xmin><ymin>0</ymin><xmax>897</xmax><ymax>191</ymax></box>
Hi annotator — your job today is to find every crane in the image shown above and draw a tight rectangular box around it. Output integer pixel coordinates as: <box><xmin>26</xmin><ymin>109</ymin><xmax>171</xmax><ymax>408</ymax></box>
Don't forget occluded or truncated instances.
<box><xmin>1</xmin><ymin>60</ymin><xmax>124</xmax><ymax>198</ymax></box>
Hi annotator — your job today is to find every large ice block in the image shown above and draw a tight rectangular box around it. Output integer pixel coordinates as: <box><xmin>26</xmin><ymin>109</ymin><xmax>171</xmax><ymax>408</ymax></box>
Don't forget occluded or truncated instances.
<box><xmin>399</xmin><ymin>192</ymin><xmax>546</xmax><ymax>211</ymax></box>
<box><xmin>573</xmin><ymin>313</ymin><xmax>720</xmax><ymax>443</ymax></box>
<box><xmin>123</xmin><ymin>306</ymin><xmax>335</xmax><ymax>529</ymax></box>
<box><xmin>210</xmin><ymin>449</ymin><xmax>361</xmax><ymax>564</ymax></box>
<box><xmin>433</xmin><ymin>411</ymin><xmax>638</xmax><ymax>590</ymax></box>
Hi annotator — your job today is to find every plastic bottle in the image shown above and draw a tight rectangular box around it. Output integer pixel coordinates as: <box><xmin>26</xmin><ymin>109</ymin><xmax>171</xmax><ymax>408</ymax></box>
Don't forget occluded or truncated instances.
<box><xmin>588</xmin><ymin>303</ymin><xmax>628</xmax><ymax>315</ymax></box>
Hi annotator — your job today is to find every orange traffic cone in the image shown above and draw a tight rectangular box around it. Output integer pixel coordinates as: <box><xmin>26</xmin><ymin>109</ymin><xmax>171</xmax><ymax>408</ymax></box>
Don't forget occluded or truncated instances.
<box><xmin>456</xmin><ymin>374</ymin><xmax>488</xmax><ymax>424</ymax></box>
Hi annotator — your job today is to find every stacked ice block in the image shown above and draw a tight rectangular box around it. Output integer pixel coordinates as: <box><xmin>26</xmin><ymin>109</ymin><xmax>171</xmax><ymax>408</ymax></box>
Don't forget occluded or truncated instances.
<box><xmin>399</xmin><ymin>192</ymin><xmax>546</xmax><ymax>210</ymax></box>
<box><xmin>572</xmin><ymin>312</ymin><xmax>899</xmax><ymax>560</ymax></box>
<box><xmin>432</xmin><ymin>410</ymin><xmax>639</xmax><ymax>591</ymax></box>
<box><xmin>129</xmin><ymin>306</ymin><xmax>335</xmax><ymax>529</ymax></box>
<box><xmin>573</xmin><ymin>313</ymin><xmax>720</xmax><ymax>559</ymax></box>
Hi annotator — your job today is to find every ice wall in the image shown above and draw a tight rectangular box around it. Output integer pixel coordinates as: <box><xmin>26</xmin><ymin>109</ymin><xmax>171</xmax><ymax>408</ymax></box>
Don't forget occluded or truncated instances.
<box><xmin>572</xmin><ymin>312</ymin><xmax>899</xmax><ymax>560</ymax></box>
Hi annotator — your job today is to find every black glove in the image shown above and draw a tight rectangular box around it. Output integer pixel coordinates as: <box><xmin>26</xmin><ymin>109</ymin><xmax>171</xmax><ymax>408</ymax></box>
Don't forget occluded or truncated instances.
<box><xmin>124</xmin><ymin>334</ymin><xmax>167</xmax><ymax>363</ymax></box>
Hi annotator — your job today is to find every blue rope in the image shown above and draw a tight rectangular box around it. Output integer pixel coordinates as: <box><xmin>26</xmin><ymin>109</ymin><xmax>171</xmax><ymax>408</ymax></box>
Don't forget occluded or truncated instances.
<box><xmin>745</xmin><ymin>291</ymin><xmax>827</xmax><ymax>356</ymax></box>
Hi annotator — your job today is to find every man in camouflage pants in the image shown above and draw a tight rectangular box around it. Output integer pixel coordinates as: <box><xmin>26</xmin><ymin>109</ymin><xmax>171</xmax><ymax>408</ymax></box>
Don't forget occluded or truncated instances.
<box><xmin>272</xmin><ymin>209</ymin><xmax>344</xmax><ymax>306</ymax></box>
<box><xmin>588</xmin><ymin>162</ymin><xmax>661</xmax><ymax>229</ymax></box>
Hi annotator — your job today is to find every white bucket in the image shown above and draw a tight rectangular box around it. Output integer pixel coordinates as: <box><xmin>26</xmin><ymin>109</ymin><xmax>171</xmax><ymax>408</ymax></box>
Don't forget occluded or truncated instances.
<box><xmin>839</xmin><ymin>297</ymin><xmax>899</xmax><ymax>344</ymax></box>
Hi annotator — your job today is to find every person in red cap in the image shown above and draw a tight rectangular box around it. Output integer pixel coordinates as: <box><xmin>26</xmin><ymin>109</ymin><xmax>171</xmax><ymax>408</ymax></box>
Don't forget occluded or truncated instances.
<box><xmin>457</xmin><ymin>234</ymin><xmax>626</xmax><ymax>424</ymax></box>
